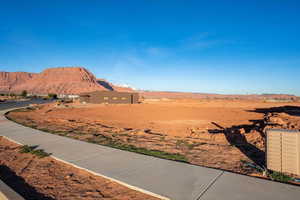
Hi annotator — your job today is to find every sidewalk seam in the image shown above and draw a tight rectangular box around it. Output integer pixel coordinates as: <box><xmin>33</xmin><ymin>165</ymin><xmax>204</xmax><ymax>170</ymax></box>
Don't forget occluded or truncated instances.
<box><xmin>195</xmin><ymin>171</ymin><xmax>224</xmax><ymax>200</ymax></box>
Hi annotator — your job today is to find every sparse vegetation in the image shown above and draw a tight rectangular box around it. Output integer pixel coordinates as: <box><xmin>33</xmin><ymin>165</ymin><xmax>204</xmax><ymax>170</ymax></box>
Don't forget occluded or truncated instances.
<box><xmin>9</xmin><ymin>111</ymin><xmax>189</xmax><ymax>163</ymax></box>
<box><xmin>48</xmin><ymin>93</ymin><xmax>58</xmax><ymax>99</ymax></box>
<box><xmin>32</xmin><ymin>149</ymin><xmax>52</xmax><ymax>158</ymax></box>
<box><xmin>269</xmin><ymin>171</ymin><xmax>293</xmax><ymax>183</ymax></box>
<box><xmin>19</xmin><ymin>145</ymin><xmax>51</xmax><ymax>158</ymax></box>
<box><xmin>175</xmin><ymin>139</ymin><xmax>195</xmax><ymax>150</ymax></box>
<box><xmin>19</xmin><ymin>145</ymin><xmax>37</xmax><ymax>153</ymax></box>
<box><xmin>86</xmin><ymin>136</ymin><xmax>188</xmax><ymax>162</ymax></box>
<box><xmin>106</xmin><ymin>142</ymin><xmax>188</xmax><ymax>162</ymax></box>
<box><xmin>21</xmin><ymin>90</ymin><xmax>27</xmax><ymax>97</ymax></box>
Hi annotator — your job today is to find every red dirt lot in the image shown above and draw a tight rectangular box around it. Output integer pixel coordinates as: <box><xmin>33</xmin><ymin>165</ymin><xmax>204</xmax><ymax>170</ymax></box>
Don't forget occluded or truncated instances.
<box><xmin>6</xmin><ymin>99</ymin><xmax>300</xmax><ymax>178</ymax></box>
<box><xmin>0</xmin><ymin>137</ymin><xmax>159</xmax><ymax>200</ymax></box>
<box><xmin>28</xmin><ymin>99</ymin><xmax>300</xmax><ymax>137</ymax></box>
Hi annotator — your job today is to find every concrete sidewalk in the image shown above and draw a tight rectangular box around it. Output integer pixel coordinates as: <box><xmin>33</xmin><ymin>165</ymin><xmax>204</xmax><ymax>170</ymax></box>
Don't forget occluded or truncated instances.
<box><xmin>0</xmin><ymin>180</ymin><xmax>24</xmax><ymax>200</ymax></box>
<box><xmin>1</xmin><ymin>108</ymin><xmax>300</xmax><ymax>200</ymax></box>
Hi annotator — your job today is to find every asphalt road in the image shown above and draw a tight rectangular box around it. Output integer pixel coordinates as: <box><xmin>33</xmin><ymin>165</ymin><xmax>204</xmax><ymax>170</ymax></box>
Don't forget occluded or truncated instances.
<box><xmin>0</xmin><ymin>99</ymin><xmax>53</xmax><ymax>111</ymax></box>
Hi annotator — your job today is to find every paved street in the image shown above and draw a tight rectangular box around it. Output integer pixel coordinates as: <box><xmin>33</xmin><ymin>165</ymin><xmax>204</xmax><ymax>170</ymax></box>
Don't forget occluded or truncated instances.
<box><xmin>0</xmin><ymin>99</ymin><xmax>52</xmax><ymax>111</ymax></box>
<box><xmin>0</xmin><ymin>104</ymin><xmax>300</xmax><ymax>200</ymax></box>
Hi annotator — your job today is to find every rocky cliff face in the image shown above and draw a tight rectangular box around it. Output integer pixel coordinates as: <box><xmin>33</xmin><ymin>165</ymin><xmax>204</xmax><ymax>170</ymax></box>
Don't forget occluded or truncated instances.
<box><xmin>0</xmin><ymin>67</ymin><xmax>136</xmax><ymax>94</ymax></box>
<box><xmin>13</xmin><ymin>67</ymin><xmax>110</xmax><ymax>94</ymax></box>
<box><xmin>0</xmin><ymin>72</ymin><xmax>36</xmax><ymax>92</ymax></box>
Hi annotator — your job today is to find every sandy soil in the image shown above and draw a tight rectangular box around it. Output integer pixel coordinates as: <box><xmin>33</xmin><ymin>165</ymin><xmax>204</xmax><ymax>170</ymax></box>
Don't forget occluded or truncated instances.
<box><xmin>0</xmin><ymin>137</ymin><xmax>159</xmax><ymax>200</ymax></box>
<box><xmin>34</xmin><ymin>99</ymin><xmax>300</xmax><ymax>137</ymax></box>
<box><xmin>6</xmin><ymin>99</ymin><xmax>300</xmax><ymax>177</ymax></box>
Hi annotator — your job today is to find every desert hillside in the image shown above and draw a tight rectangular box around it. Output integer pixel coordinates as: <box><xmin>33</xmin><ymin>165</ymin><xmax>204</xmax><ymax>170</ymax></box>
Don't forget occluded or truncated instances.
<box><xmin>0</xmin><ymin>67</ymin><xmax>133</xmax><ymax>95</ymax></box>
<box><xmin>0</xmin><ymin>66</ymin><xmax>297</xmax><ymax>99</ymax></box>
<box><xmin>0</xmin><ymin>72</ymin><xmax>36</xmax><ymax>92</ymax></box>
<box><xmin>13</xmin><ymin>67</ymin><xmax>108</xmax><ymax>94</ymax></box>
<box><xmin>140</xmin><ymin>91</ymin><xmax>298</xmax><ymax>100</ymax></box>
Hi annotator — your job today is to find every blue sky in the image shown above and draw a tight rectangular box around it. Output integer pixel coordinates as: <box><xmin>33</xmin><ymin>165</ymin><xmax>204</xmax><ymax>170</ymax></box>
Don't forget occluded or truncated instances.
<box><xmin>0</xmin><ymin>0</ymin><xmax>300</xmax><ymax>95</ymax></box>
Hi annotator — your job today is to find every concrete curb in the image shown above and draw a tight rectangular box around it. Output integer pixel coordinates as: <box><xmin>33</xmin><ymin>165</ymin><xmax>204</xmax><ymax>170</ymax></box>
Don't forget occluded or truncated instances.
<box><xmin>0</xmin><ymin>180</ymin><xmax>24</xmax><ymax>200</ymax></box>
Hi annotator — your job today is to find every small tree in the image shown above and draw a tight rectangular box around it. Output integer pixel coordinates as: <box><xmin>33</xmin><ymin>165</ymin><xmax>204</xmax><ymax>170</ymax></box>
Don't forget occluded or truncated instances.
<box><xmin>21</xmin><ymin>90</ymin><xmax>27</xmax><ymax>97</ymax></box>
<box><xmin>48</xmin><ymin>93</ymin><xmax>58</xmax><ymax>99</ymax></box>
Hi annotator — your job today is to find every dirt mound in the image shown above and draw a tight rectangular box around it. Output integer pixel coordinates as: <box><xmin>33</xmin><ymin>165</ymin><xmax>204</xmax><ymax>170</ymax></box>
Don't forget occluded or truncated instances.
<box><xmin>265</xmin><ymin>112</ymin><xmax>300</xmax><ymax>130</ymax></box>
<box><xmin>0</xmin><ymin>72</ymin><xmax>36</xmax><ymax>92</ymax></box>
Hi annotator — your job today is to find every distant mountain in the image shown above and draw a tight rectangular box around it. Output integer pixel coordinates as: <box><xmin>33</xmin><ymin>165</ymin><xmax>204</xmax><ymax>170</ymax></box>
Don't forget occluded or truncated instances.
<box><xmin>139</xmin><ymin>91</ymin><xmax>298</xmax><ymax>100</ymax></box>
<box><xmin>0</xmin><ymin>72</ymin><xmax>36</xmax><ymax>92</ymax></box>
<box><xmin>0</xmin><ymin>66</ymin><xmax>297</xmax><ymax>99</ymax></box>
<box><xmin>0</xmin><ymin>67</ymin><xmax>134</xmax><ymax>95</ymax></box>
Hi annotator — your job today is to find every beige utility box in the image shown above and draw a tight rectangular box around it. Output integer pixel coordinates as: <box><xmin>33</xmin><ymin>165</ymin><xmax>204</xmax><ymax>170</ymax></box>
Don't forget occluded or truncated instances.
<box><xmin>266</xmin><ymin>129</ymin><xmax>300</xmax><ymax>175</ymax></box>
